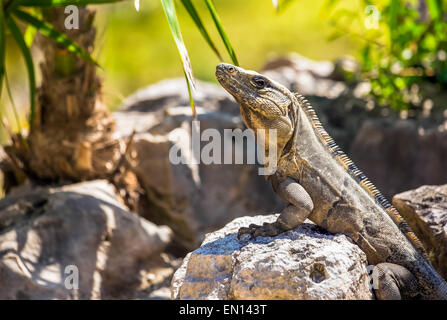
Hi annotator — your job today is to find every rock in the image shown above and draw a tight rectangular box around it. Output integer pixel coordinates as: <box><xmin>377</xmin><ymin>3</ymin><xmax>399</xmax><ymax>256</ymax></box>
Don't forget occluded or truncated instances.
<box><xmin>113</xmin><ymin>79</ymin><xmax>282</xmax><ymax>251</ymax></box>
<box><xmin>171</xmin><ymin>215</ymin><xmax>373</xmax><ymax>300</ymax></box>
<box><xmin>0</xmin><ymin>180</ymin><xmax>173</xmax><ymax>299</ymax></box>
<box><xmin>351</xmin><ymin>120</ymin><xmax>447</xmax><ymax>200</ymax></box>
<box><xmin>262</xmin><ymin>53</ymin><xmax>346</xmax><ymax>100</ymax></box>
<box><xmin>113</xmin><ymin>79</ymin><xmax>240</xmax><ymax>139</ymax></box>
<box><xmin>393</xmin><ymin>184</ymin><xmax>447</xmax><ymax>280</ymax></box>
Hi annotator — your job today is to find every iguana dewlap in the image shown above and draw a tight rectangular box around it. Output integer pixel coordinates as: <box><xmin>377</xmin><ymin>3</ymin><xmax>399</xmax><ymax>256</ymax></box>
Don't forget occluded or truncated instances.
<box><xmin>216</xmin><ymin>63</ymin><xmax>447</xmax><ymax>300</ymax></box>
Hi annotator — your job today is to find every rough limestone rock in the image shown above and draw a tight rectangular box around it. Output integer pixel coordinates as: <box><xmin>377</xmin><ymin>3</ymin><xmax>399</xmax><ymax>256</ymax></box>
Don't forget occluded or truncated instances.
<box><xmin>0</xmin><ymin>180</ymin><xmax>172</xmax><ymax>300</ymax></box>
<box><xmin>393</xmin><ymin>185</ymin><xmax>447</xmax><ymax>280</ymax></box>
<box><xmin>171</xmin><ymin>215</ymin><xmax>373</xmax><ymax>300</ymax></box>
<box><xmin>113</xmin><ymin>79</ymin><xmax>282</xmax><ymax>251</ymax></box>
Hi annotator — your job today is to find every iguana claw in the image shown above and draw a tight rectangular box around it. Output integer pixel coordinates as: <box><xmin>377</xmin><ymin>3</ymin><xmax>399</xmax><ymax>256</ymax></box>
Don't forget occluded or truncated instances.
<box><xmin>237</xmin><ymin>224</ymin><xmax>260</xmax><ymax>240</ymax></box>
<box><xmin>237</xmin><ymin>222</ymin><xmax>283</xmax><ymax>240</ymax></box>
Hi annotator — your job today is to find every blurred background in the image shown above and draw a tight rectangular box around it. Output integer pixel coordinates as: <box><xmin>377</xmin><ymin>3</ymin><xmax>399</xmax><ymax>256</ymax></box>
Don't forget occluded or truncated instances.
<box><xmin>2</xmin><ymin>0</ymin><xmax>361</xmax><ymax>138</ymax></box>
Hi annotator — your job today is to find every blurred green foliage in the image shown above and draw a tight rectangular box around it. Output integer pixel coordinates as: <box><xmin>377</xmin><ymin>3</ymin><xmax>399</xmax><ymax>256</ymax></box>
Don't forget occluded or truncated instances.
<box><xmin>326</xmin><ymin>0</ymin><xmax>447</xmax><ymax>111</ymax></box>
<box><xmin>95</xmin><ymin>0</ymin><xmax>358</xmax><ymax>109</ymax></box>
<box><xmin>1</xmin><ymin>0</ymin><xmax>358</xmax><ymax>138</ymax></box>
<box><xmin>0</xmin><ymin>1</ymin><xmax>112</xmax><ymax>132</ymax></box>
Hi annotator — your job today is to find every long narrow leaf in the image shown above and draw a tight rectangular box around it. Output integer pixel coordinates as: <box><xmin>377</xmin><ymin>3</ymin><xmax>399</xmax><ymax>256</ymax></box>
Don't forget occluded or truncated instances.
<box><xmin>23</xmin><ymin>8</ymin><xmax>42</xmax><ymax>47</ymax></box>
<box><xmin>184</xmin><ymin>70</ymin><xmax>196</xmax><ymax>119</ymax></box>
<box><xmin>13</xmin><ymin>9</ymin><xmax>99</xmax><ymax>66</ymax></box>
<box><xmin>388</xmin><ymin>0</ymin><xmax>398</xmax><ymax>42</ymax></box>
<box><xmin>180</xmin><ymin>0</ymin><xmax>223</xmax><ymax>61</ymax></box>
<box><xmin>0</xmin><ymin>0</ymin><xmax>5</xmax><ymax>101</ymax></box>
<box><xmin>203</xmin><ymin>0</ymin><xmax>238</xmax><ymax>66</ymax></box>
<box><xmin>7</xmin><ymin>17</ymin><xmax>36</xmax><ymax>128</ymax></box>
<box><xmin>160</xmin><ymin>0</ymin><xmax>196</xmax><ymax>117</ymax></box>
<box><xmin>4</xmin><ymin>70</ymin><xmax>22</xmax><ymax>133</ymax></box>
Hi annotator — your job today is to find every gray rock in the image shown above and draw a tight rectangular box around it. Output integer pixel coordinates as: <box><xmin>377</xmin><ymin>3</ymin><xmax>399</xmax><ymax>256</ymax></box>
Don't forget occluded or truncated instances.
<box><xmin>0</xmin><ymin>180</ymin><xmax>172</xmax><ymax>299</ymax></box>
<box><xmin>113</xmin><ymin>79</ymin><xmax>240</xmax><ymax>139</ymax></box>
<box><xmin>171</xmin><ymin>215</ymin><xmax>373</xmax><ymax>300</ymax></box>
<box><xmin>113</xmin><ymin>79</ymin><xmax>283</xmax><ymax>251</ymax></box>
<box><xmin>393</xmin><ymin>184</ymin><xmax>447</xmax><ymax>280</ymax></box>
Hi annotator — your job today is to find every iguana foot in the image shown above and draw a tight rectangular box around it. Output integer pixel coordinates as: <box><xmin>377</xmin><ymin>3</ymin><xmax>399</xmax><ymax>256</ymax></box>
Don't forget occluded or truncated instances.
<box><xmin>237</xmin><ymin>221</ymin><xmax>286</xmax><ymax>240</ymax></box>
<box><xmin>237</xmin><ymin>178</ymin><xmax>314</xmax><ymax>240</ymax></box>
<box><xmin>372</xmin><ymin>263</ymin><xmax>420</xmax><ymax>300</ymax></box>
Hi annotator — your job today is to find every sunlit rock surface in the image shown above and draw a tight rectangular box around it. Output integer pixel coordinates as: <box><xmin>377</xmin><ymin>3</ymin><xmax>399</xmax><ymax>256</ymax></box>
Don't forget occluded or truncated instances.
<box><xmin>172</xmin><ymin>215</ymin><xmax>373</xmax><ymax>300</ymax></box>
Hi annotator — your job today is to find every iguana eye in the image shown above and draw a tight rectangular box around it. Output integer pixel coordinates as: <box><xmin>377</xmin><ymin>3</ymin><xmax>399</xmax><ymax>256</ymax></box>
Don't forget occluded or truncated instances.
<box><xmin>252</xmin><ymin>77</ymin><xmax>267</xmax><ymax>89</ymax></box>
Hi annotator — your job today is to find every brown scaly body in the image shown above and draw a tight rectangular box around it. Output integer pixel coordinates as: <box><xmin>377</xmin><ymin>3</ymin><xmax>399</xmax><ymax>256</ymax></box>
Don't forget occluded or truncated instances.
<box><xmin>295</xmin><ymin>93</ymin><xmax>427</xmax><ymax>258</ymax></box>
<box><xmin>216</xmin><ymin>63</ymin><xmax>447</xmax><ymax>299</ymax></box>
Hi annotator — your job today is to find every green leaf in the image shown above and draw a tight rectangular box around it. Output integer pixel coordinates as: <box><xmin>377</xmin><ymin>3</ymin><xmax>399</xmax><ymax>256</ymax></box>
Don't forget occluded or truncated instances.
<box><xmin>7</xmin><ymin>16</ymin><xmax>36</xmax><ymax>128</ymax></box>
<box><xmin>24</xmin><ymin>25</ymin><xmax>38</xmax><ymax>47</ymax></box>
<box><xmin>203</xmin><ymin>0</ymin><xmax>238</xmax><ymax>66</ymax></box>
<box><xmin>180</xmin><ymin>0</ymin><xmax>223</xmax><ymax>61</ymax></box>
<box><xmin>0</xmin><ymin>0</ymin><xmax>5</xmax><ymax>102</ymax></box>
<box><xmin>4</xmin><ymin>70</ymin><xmax>23</xmax><ymax>133</ymax></box>
<box><xmin>388</xmin><ymin>0</ymin><xmax>398</xmax><ymax>42</ymax></box>
<box><xmin>427</xmin><ymin>0</ymin><xmax>441</xmax><ymax>21</ymax></box>
<box><xmin>277</xmin><ymin>0</ymin><xmax>296</xmax><ymax>13</ymax></box>
<box><xmin>160</xmin><ymin>0</ymin><xmax>196</xmax><ymax>116</ymax></box>
<box><xmin>16</xmin><ymin>0</ymin><xmax>124</xmax><ymax>6</ymax></box>
<box><xmin>327</xmin><ymin>30</ymin><xmax>344</xmax><ymax>42</ymax></box>
<box><xmin>13</xmin><ymin>9</ymin><xmax>99</xmax><ymax>66</ymax></box>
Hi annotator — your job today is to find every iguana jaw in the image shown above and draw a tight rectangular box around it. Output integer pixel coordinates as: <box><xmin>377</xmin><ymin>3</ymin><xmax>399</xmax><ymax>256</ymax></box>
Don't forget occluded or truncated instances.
<box><xmin>216</xmin><ymin>63</ymin><xmax>263</xmax><ymax>108</ymax></box>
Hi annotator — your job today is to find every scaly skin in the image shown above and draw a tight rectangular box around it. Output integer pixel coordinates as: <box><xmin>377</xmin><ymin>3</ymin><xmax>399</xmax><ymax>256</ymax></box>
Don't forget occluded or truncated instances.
<box><xmin>216</xmin><ymin>63</ymin><xmax>447</xmax><ymax>300</ymax></box>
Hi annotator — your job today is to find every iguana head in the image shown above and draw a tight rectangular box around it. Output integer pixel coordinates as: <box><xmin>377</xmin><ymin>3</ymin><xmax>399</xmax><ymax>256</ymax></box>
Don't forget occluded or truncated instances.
<box><xmin>216</xmin><ymin>63</ymin><xmax>297</xmax><ymax>160</ymax></box>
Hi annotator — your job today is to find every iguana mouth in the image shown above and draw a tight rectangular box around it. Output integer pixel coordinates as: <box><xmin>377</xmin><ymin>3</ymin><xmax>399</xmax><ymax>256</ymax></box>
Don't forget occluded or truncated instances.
<box><xmin>215</xmin><ymin>63</ymin><xmax>231</xmax><ymax>83</ymax></box>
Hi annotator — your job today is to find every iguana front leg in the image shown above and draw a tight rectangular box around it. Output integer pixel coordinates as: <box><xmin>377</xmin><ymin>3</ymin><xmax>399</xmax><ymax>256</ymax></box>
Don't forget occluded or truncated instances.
<box><xmin>238</xmin><ymin>177</ymin><xmax>314</xmax><ymax>239</ymax></box>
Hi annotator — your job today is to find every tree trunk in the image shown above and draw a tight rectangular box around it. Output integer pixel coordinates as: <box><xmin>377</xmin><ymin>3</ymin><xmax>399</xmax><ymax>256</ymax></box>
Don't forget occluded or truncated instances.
<box><xmin>6</xmin><ymin>7</ymin><xmax>120</xmax><ymax>182</ymax></box>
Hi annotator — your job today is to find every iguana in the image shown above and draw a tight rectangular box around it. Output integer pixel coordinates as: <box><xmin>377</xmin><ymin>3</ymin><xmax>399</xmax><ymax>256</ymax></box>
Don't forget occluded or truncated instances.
<box><xmin>215</xmin><ymin>63</ymin><xmax>447</xmax><ymax>300</ymax></box>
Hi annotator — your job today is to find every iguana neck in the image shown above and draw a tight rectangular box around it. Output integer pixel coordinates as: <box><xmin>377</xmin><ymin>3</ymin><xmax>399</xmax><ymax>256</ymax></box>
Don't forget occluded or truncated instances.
<box><xmin>275</xmin><ymin>97</ymin><xmax>306</xmax><ymax>172</ymax></box>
